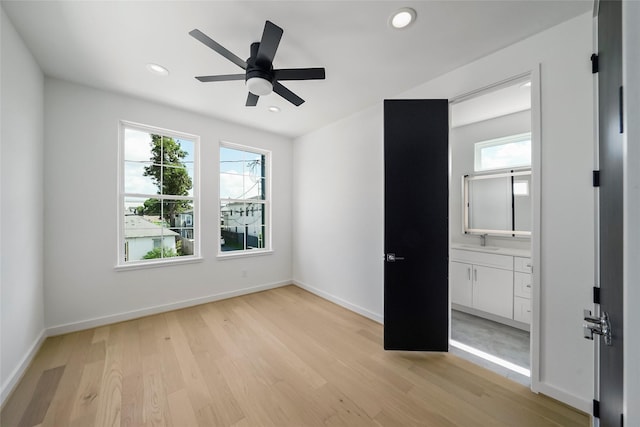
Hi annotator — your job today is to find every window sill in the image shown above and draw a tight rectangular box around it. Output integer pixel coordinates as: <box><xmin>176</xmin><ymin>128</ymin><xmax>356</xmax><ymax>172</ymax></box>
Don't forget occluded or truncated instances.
<box><xmin>216</xmin><ymin>249</ymin><xmax>274</xmax><ymax>260</ymax></box>
<box><xmin>115</xmin><ymin>256</ymin><xmax>204</xmax><ymax>271</ymax></box>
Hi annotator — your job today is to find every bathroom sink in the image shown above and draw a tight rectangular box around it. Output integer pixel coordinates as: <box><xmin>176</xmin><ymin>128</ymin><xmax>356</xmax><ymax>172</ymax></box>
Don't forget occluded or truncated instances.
<box><xmin>458</xmin><ymin>244</ymin><xmax>501</xmax><ymax>251</ymax></box>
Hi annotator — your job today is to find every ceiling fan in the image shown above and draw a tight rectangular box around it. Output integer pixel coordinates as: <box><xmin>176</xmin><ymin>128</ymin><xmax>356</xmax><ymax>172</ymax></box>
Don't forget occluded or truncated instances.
<box><xmin>189</xmin><ymin>20</ymin><xmax>326</xmax><ymax>107</ymax></box>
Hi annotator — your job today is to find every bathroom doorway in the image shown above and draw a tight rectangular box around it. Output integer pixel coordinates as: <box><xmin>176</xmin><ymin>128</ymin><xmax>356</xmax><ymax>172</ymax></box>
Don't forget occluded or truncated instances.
<box><xmin>448</xmin><ymin>74</ymin><xmax>537</xmax><ymax>386</ymax></box>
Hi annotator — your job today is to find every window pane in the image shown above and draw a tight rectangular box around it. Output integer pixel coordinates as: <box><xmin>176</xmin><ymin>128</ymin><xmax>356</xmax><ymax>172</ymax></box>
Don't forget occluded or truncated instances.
<box><xmin>177</xmin><ymin>139</ymin><xmax>195</xmax><ymax>197</ymax></box>
<box><xmin>161</xmin><ymin>165</ymin><xmax>193</xmax><ymax>196</ymax></box>
<box><xmin>220</xmin><ymin>201</ymin><xmax>246</xmax><ymax>252</ymax></box>
<box><xmin>123</xmin><ymin>197</ymin><xmax>177</xmax><ymax>261</ymax></box>
<box><xmin>220</xmin><ymin>148</ymin><xmax>265</xmax><ymax>200</ymax></box>
<box><xmin>124</xmin><ymin>128</ymin><xmax>152</xmax><ymax>161</ymax></box>
<box><xmin>162</xmin><ymin>199</ymin><xmax>194</xmax><ymax>257</ymax></box>
<box><xmin>220</xmin><ymin>146</ymin><xmax>244</xmax><ymax>174</ymax></box>
<box><xmin>246</xmin><ymin>203</ymin><xmax>265</xmax><ymax>249</ymax></box>
<box><xmin>124</xmin><ymin>161</ymin><xmax>156</xmax><ymax>194</ymax></box>
<box><xmin>479</xmin><ymin>140</ymin><xmax>531</xmax><ymax>170</ymax></box>
<box><xmin>475</xmin><ymin>133</ymin><xmax>531</xmax><ymax>172</ymax></box>
<box><xmin>220</xmin><ymin>171</ymin><xmax>245</xmax><ymax>199</ymax></box>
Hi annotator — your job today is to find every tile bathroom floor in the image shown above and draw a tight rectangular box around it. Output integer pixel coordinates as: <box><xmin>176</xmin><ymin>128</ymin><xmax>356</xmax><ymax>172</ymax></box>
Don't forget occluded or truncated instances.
<box><xmin>451</xmin><ymin>310</ymin><xmax>531</xmax><ymax>386</ymax></box>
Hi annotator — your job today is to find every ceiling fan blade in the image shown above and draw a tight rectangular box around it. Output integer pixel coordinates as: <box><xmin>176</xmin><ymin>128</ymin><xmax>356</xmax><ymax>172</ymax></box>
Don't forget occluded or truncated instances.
<box><xmin>274</xmin><ymin>68</ymin><xmax>326</xmax><ymax>81</ymax></box>
<box><xmin>246</xmin><ymin>92</ymin><xmax>259</xmax><ymax>107</ymax></box>
<box><xmin>196</xmin><ymin>74</ymin><xmax>246</xmax><ymax>82</ymax></box>
<box><xmin>189</xmin><ymin>29</ymin><xmax>247</xmax><ymax>70</ymax></box>
<box><xmin>273</xmin><ymin>82</ymin><xmax>304</xmax><ymax>106</ymax></box>
<box><xmin>256</xmin><ymin>21</ymin><xmax>283</xmax><ymax>65</ymax></box>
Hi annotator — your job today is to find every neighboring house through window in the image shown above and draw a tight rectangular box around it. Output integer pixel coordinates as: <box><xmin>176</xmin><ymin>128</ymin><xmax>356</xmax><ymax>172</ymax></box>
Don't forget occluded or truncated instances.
<box><xmin>119</xmin><ymin>121</ymin><xmax>199</xmax><ymax>266</ymax></box>
<box><xmin>219</xmin><ymin>142</ymin><xmax>270</xmax><ymax>254</ymax></box>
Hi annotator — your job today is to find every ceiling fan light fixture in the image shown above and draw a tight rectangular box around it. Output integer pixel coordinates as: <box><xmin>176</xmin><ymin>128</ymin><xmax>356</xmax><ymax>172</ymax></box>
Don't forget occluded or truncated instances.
<box><xmin>146</xmin><ymin>63</ymin><xmax>169</xmax><ymax>76</ymax></box>
<box><xmin>247</xmin><ymin>77</ymin><xmax>273</xmax><ymax>96</ymax></box>
<box><xmin>390</xmin><ymin>8</ymin><xmax>417</xmax><ymax>29</ymax></box>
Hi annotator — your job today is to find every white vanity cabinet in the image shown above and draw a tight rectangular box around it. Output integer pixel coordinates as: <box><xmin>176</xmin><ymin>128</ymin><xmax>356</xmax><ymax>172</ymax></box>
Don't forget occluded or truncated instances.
<box><xmin>450</xmin><ymin>261</ymin><xmax>473</xmax><ymax>306</ymax></box>
<box><xmin>473</xmin><ymin>265</ymin><xmax>514</xmax><ymax>319</ymax></box>
<box><xmin>450</xmin><ymin>249</ymin><xmax>514</xmax><ymax>319</ymax></box>
<box><xmin>450</xmin><ymin>247</ymin><xmax>532</xmax><ymax>328</ymax></box>
<box><xmin>513</xmin><ymin>257</ymin><xmax>533</xmax><ymax>324</ymax></box>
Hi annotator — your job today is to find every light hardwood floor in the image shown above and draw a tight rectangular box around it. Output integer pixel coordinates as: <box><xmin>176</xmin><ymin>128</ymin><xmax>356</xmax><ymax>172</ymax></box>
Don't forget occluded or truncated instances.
<box><xmin>1</xmin><ymin>285</ymin><xmax>589</xmax><ymax>427</ymax></box>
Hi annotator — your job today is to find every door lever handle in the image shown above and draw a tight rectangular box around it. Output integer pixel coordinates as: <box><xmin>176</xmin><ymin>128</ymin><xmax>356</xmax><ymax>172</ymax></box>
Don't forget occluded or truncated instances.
<box><xmin>386</xmin><ymin>253</ymin><xmax>405</xmax><ymax>262</ymax></box>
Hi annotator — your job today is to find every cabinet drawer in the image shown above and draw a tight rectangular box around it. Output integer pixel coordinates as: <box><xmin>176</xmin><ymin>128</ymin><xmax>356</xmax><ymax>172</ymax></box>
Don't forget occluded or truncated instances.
<box><xmin>514</xmin><ymin>257</ymin><xmax>532</xmax><ymax>273</ymax></box>
<box><xmin>514</xmin><ymin>272</ymin><xmax>532</xmax><ymax>298</ymax></box>
<box><xmin>514</xmin><ymin>296</ymin><xmax>532</xmax><ymax>324</ymax></box>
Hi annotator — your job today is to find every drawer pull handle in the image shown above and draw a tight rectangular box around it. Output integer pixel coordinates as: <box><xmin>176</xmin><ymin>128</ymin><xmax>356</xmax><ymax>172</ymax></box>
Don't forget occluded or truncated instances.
<box><xmin>526</xmin><ymin>284</ymin><xmax>531</xmax><ymax>288</ymax></box>
<box><xmin>526</xmin><ymin>263</ymin><xmax>532</xmax><ymax>268</ymax></box>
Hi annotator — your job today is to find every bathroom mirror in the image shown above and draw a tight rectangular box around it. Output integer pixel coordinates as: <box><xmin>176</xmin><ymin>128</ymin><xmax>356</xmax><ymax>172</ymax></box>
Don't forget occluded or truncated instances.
<box><xmin>463</xmin><ymin>170</ymin><xmax>531</xmax><ymax>236</ymax></box>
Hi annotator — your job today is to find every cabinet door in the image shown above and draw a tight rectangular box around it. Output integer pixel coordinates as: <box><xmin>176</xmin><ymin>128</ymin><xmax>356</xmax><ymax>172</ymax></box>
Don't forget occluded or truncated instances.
<box><xmin>472</xmin><ymin>265</ymin><xmax>514</xmax><ymax>319</ymax></box>
<box><xmin>450</xmin><ymin>261</ymin><xmax>473</xmax><ymax>306</ymax></box>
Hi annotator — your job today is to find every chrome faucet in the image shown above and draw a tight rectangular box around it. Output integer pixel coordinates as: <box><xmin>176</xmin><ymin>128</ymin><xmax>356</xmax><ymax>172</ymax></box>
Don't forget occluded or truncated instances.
<box><xmin>480</xmin><ymin>234</ymin><xmax>487</xmax><ymax>247</ymax></box>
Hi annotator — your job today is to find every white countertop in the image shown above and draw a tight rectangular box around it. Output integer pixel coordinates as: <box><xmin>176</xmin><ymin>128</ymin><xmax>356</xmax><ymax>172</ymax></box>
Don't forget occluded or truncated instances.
<box><xmin>450</xmin><ymin>243</ymin><xmax>531</xmax><ymax>258</ymax></box>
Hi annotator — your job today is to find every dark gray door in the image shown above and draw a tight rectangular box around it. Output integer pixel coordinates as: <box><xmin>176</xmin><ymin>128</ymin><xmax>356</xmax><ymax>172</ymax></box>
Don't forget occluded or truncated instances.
<box><xmin>597</xmin><ymin>0</ymin><xmax>624</xmax><ymax>424</ymax></box>
<box><xmin>383</xmin><ymin>99</ymin><xmax>449</xmax><ymax>351</ymax></box>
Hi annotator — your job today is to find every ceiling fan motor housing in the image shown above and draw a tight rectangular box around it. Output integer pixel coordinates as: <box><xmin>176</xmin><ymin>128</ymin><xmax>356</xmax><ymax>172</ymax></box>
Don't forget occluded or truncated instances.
<box><xmin>245</xmin><ymin>42</ymin><xmax>275</xmax><ymax>96</ymax></box>
<box><xmin>247</xmin><ymin>42</ymin><xmax>274</xmax><ymax>82</ymax></box>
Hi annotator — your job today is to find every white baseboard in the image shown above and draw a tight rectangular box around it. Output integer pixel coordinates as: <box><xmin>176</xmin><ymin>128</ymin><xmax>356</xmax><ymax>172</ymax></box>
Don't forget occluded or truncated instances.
<box><xmin>46</xmin><ymin>280</ymin><xmax>290</xmax><ymax>336</ymax></box>
<box><xmin>293</xmin><ymin>279</ymin><xmax>383</xmax><ymax>324</ymax></box>
<box><xmin>533</xmin><ymin>381</ymin><xmax>592</xmax><ymax>415</ymax></box>
<box><xmin>1</xmin><ymin>329</ymin><xmax>47</xmax><ymax>409</ymax></box>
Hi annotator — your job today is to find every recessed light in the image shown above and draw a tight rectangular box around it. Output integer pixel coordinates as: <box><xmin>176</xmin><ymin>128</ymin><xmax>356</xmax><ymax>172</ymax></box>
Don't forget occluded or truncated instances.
<box><xmin>146</xmin><ymin>63</ymin><xmax>169</xmax><ymax>76</ymax></box>
<box><xmin>268</xmin><ymin>106</ymin><xmax>281</xmax><ymax>113</ymax></box>
<box><xmin>390</xmin><ymin>8</ymin><xmax>417</xmax><ymax>29</ymax></box>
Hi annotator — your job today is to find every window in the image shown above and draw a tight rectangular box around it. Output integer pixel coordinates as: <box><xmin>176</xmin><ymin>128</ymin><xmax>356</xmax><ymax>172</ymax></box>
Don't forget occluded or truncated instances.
<box><xmin>119</xmin><ymin>122</ymin><xmax>199</xmax><ymax>266</ymax></box>
<box><xmin>219</xmin><ymin>142</ymin><xmax>270</xmax><ymax>254</ymax></box>
<box><xmin>474</xmin><ymin>132</ymin><xmax>531</xmax><ymax>172</ymax></box>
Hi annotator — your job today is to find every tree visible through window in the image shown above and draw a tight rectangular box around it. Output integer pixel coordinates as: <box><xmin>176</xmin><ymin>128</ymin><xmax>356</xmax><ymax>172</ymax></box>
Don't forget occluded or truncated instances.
<box><xmin>120</xmin><ymin>122</ymin><xmax>198</xmax><ymax>265</ymax></box>
<box><xmin>219</xmin><ymin>143</ymin><xmax>270</xmax><ymax>253</ymax></box>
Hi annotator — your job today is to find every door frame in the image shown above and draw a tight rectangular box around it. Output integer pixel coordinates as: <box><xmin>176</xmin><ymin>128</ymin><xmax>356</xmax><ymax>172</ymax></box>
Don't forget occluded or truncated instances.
<box><xmin>447</xmin><ymin>66</ymin><xmax>543</xmax><ymax>391</ymax></box>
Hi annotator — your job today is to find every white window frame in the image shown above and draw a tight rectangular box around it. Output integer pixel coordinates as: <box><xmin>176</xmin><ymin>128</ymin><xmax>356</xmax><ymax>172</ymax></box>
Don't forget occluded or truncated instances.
<box><xmin>474</xmin><ymin>132</ymin><xmax>532</xmax><ymax>172</ymax></box>
<box><xmin>218</xmin><ymin>140</ymin><xmax>272</xmax><ymax>258</ymax></box>
<box><xmin>117</xmin><ymin>120</ymin><xmax>201</xmax><ymax>269</ymax></box>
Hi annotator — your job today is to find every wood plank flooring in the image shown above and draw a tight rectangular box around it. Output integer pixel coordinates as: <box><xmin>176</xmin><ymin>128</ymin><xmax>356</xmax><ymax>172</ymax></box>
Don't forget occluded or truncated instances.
<box><xmin>1</xmin><ymin>285</ymin><xmax>589</xmax><ymax>427</ymax></box>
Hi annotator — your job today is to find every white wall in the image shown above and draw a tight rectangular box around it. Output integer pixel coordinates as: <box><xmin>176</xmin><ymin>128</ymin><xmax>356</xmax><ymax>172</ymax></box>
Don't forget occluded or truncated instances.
<box><xmin>0</xmin><ymin>7</ymin><xmax>46</xmax><ymax>403</ymax></box>
<box><xmin>292</xmin><ymin>105</ymin><xmax>385</xmax><ymax>321</ymax></box>
<box><xmin>450</xmin><ymin>110</ymin><xmax>531</xmax><ymax>250</ymax></box>
<box><xmin>623</xmin><ymin>1</ymin><xmax>640</xmax><ymax>424</ymax></box>
<box><xmin>293</xmin><ymin>12</ymin><xmax>594</xmax><ymax>411</ymax></box>
<box><xmin>43</xmin><ymin>78</ymin><xmax>293</xmax><ymax>333</ymax></box>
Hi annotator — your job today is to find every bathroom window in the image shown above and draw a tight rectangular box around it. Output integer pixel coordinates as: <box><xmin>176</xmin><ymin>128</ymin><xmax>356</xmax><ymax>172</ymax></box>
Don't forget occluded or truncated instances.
<box><xmin>474</xmin><ymin>132</ymin><xmax>531</xmax><ymax>172</ymax></box>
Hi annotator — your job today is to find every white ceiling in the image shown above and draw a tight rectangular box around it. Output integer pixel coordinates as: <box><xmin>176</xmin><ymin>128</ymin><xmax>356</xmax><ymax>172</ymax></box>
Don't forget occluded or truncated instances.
<box><xmin>1</xmin><ymin>1</ymin><xmax>591</xmax><ymax>138</ymax></box>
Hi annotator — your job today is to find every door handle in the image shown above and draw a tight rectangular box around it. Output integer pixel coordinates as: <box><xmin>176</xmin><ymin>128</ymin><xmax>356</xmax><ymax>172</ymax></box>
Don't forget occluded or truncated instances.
<box><xmin>474</xmin><ymin>268</ymin><xmax>477</xmax><ymax>282</ymax></box>
<box><xmin>467</xmin><ymin>267</ymin><xmax>471</xmax><ymax>280</ymax></box>
<box><xmin>386</xmin><ymin>253</ymin><xmax>405</xmax><ymax>262</ymax></box>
